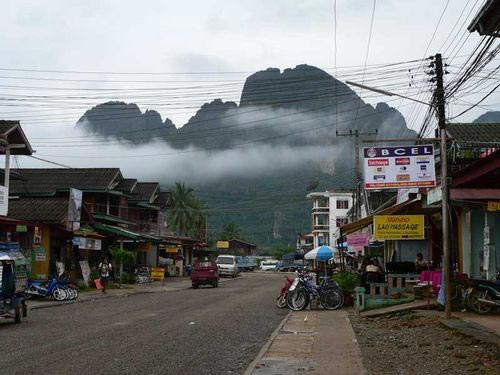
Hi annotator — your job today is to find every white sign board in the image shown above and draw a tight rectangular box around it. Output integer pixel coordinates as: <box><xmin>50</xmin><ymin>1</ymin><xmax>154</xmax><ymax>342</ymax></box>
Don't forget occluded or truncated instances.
<box><xmin>79</xmin><ymin>260</ymin><xmax>91</xmax><ymax>286</ymax></box>
<box><xmin>0</xmin><ymin>185</ymin><xmax>8</xmax><ymax>216</ymax></box>
<box><xmin>363</xmin><ymin>145</ymin><xmax>436</xmax><ymax>190</ymax></box>
<box><xmin>67</xmin><ymin>188</ymin><xmax>83</xmax><ymax>231</ymax></box>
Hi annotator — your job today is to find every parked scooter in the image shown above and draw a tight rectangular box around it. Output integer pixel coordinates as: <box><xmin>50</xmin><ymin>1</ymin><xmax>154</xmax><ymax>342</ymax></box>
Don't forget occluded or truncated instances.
<box><xmin>466</xmin><ymin>272</ymin><xmax>500</xmax><ymax>314</ymax></box>
<box><xmin>25</xmin><ymin>278</ymin><xmax>67</xmax><ymax>301</ymax></box>
<box><xmin>277</xmin><ymin>276</ymin><xmax>294</xmax><ymax>308</ymax></box>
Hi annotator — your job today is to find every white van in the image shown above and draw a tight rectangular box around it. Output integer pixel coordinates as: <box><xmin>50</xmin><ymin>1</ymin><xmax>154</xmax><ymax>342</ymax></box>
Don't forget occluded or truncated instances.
<box><xmin>260</xmin><ymin>260</ymin><xmax>278</xmax><ymax>271</ymax></box>
<box><xmin>216</xmin><ymin>255</ymin><xmax>239</xmax><ymax>278</ymax></box>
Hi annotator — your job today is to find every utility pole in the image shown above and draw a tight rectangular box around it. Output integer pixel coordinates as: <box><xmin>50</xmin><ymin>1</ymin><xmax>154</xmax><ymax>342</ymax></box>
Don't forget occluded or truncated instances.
<box><xmin>433</xmin><ymin>53</ymin><xmax>452</xmax><ymax>319</ymax></box>
<box><xmin>336</xmin><ymin>129</ymin><xmax>377</xmax><ymax>219</ymax></box>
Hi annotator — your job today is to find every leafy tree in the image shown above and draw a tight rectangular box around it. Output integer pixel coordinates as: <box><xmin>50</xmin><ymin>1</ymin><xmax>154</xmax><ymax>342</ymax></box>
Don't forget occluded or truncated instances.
<box><xmin>168</xmin><ymin>182</ymin><xmax>204</xmax><ymax>237</ymax></box>
<box><xmin>271</xmin><ymin>244</ymin><xmax>296</xmax><ymax>260</ymax></box>
<box><xmin>219</xmin><ymin>222</ymin><xmax>244</xmax><ymax>241</ymax></box>
<box><xmin>109</xmin><ymin>246</ymin><xmax>136</xmax><ymax>286</ymax></box>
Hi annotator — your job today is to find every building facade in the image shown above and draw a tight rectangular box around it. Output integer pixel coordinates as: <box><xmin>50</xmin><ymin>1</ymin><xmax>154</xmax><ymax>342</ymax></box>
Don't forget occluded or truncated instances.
<box><xmin>307</xmin><ymin>190</ymin><xmax>353</xmax><ymax>248</ymax></box>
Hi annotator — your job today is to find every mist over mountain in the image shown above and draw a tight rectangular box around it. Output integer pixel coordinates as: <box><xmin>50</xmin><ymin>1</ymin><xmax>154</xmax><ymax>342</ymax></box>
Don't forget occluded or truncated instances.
<box><xmin>76</xmin><ymin>64</ymin><xmax>417</xmax><ymax>250</ymax></box>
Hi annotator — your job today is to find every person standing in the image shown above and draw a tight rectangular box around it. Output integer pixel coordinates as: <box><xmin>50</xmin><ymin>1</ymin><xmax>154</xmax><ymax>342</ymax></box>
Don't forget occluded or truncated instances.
<box><xmin>99</xmin><ymin>257</ymin><xmax>112</xmax><ymax>294</ymax></box>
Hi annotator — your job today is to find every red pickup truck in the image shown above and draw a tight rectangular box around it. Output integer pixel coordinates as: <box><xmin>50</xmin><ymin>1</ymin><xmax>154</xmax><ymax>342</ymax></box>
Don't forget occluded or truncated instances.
<box><xmin>191</xmin><ymin>261</ymin><xmax>219</xmax><ymax>289</ymax></box>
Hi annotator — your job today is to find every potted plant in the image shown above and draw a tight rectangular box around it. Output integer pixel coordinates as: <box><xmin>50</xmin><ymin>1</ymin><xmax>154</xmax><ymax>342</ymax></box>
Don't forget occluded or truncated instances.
<box><xmin>332</xmin><ymin>272</ymin><xmax>360</xmax><ymax>306</ymax></box>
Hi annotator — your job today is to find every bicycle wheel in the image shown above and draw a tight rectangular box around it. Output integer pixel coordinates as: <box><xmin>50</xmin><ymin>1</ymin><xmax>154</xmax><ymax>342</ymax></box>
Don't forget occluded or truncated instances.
<box><xmin>286</xmin><ymin>288</ymin><xmax>309</xmax><ymax>311</ymax></box>
<box><xmin>321</xmin><ymin>288</ymin><xmax>344</xmax><ymax>310</ymax></box>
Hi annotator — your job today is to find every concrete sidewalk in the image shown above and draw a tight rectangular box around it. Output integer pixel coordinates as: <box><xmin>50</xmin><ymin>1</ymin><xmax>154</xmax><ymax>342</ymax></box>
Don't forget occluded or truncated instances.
<box><xmin>246</xmin><ymin>310</ymin><xmax>365</xmax><ymax>375</ymax></box>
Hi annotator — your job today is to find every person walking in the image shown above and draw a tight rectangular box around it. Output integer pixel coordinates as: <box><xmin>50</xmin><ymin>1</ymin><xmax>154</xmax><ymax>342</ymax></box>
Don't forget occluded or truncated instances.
<box><xmin>99</xmin><ymin>257</ymin><xmax>112</xmax><ymax>294</ymax></box>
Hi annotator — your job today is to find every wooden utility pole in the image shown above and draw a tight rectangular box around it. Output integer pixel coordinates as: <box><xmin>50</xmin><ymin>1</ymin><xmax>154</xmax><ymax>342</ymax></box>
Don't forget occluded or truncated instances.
<box><xmin>336</xmin><ymin>129</ymin><xmax>377</xmax><ymax>219</ymax></box>
<box><xmin>434</xmin><ymin>53</ymin><xmax>452</xmax><ymax>319</ymax></box>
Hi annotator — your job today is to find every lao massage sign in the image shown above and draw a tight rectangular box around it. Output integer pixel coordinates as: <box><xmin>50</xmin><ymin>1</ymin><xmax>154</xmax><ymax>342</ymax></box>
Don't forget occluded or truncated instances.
<box><xmin>363</xmin><ymin>145</ymin><xmax>436</xmax><ymax>189</ymax></box>
<box><xmin>373</xmin><ymin>215</ymin><xmax>425</xmax><ymax>240</ymax></box>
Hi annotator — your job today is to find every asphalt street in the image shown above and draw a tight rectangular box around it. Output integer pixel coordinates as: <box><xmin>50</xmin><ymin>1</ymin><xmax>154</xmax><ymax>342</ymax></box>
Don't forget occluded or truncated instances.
<box><xmin>0</xmin><ymin>272</ymin><xmax>288</xmax><ymax>375</ymax></box>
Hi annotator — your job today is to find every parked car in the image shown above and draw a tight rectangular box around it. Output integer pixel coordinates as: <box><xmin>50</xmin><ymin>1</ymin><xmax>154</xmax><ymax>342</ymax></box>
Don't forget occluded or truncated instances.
<box><xmin>260</xmin><ymin>260</ymin><xmax>278</xmax><ymax>271</ymax></box>
<box><xmin>191</xmin><ymin>260</ymin><xmax>219</xmax><ymax>288</ymax></box>
<box><xmin>216</xmin><ymin>255</ymin><xmax>239</xmax><ymax>278</ymax></box>
<box><xmin>237</xmin><ymin>256</ymin><xmax>257</xmax><ymax>272</ymax></box>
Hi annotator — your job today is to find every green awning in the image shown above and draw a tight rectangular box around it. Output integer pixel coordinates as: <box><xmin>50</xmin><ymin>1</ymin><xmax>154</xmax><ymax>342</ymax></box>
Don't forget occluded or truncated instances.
<box><xmin>92</xmin><ymin>213</ymin><xmax>135</xmax><ymax>225</ymax></box>
<box><xmin>94</xmin><ymin>223</ymin><xmax>160</xmax><ymax>243</ymax></box>
<box><xmin>93</xmin><ymin>223</ymin><xmax>142</xmax><ymax>240</ymax></box>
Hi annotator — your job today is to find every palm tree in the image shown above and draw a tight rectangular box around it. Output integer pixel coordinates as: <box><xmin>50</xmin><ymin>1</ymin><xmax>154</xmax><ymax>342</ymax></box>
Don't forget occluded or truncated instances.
<box><xmin>219</xmin><ymin>222</ymin><xmax>244</xmax><ymax>241</ymax></box>
<box><xmin>168</xmin><ymin>182</ymin><xmax>203</xmax><ymax>236</ymax></box>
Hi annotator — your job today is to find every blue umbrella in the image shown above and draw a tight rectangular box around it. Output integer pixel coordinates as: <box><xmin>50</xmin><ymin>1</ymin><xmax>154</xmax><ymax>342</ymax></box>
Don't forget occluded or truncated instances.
<box><xmin>316</xmin><ymin>245</ymin><xmax>334</xmax><ymax>261</ymax></box>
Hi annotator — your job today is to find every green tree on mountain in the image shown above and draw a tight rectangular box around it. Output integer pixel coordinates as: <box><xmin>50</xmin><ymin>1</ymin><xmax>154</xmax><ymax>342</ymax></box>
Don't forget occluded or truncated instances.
<box><xmin>168</xmin><ymin>182</ymin><xmax>204</xmax><ymax>237</ymax></box>
<box><xmin>219</xmin><ymin>222</ymin><xmax>244</xmax><ymax>241</ymax></box>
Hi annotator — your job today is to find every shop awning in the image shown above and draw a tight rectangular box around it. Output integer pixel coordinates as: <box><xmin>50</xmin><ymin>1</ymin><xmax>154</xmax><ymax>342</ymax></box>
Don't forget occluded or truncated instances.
<box><xmin>92</xmin><ymin>213</ymin><xmax>136</xmax><ymax>226</ymax></box>
<box><xmin>94</xmin><ymin>223</ymin><xmax>162</xmax><ymax>244</ymax></box>
<box><xmin>339</xmin><ymin>198</ymin><xmax>421</xmax><ymax>236</ymax></box>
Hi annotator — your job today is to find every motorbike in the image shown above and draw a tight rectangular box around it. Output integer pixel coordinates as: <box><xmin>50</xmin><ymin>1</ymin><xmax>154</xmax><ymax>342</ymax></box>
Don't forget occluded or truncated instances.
<box><xmin>56</xmin><ymin>276</ymin><xmax>79</xmax><ymax>300</ymax></box>
<box><xmin>25</xmin><ymin>278</ymin><xmax>68</xmax><ymax>301</ymax></box>
<box><xmin>286</xmin><ymin>271</ymin><xmax>344</xmax><ymax>311</ymax></box>
<box><xmin>466</xmin><ymin>272</ymin><xmax>500</xmax><ymax>314</ymax></box>
<box><xmin>277</xmin><ymin>276</ymin><xmax>294</xmax><ymax>308</ymax></box>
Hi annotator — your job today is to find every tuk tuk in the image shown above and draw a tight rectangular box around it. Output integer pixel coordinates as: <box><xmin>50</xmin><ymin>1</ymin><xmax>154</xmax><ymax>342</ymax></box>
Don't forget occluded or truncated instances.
<box><xmin>0</xmin><ymin>251</ymin><xmax>28</xmax><ymax>323</ymax></box>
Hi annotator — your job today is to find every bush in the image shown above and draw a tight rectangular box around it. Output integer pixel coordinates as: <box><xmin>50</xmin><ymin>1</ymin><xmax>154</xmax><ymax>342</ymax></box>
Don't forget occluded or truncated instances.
<box><xmin>120</xmin><ymin>272</ymin><xmax>136</xmax><ymax>284</ymax></box>
<box><xmin>332</xmin><ymin>272</ymin><xmax>360</xmax><ymax>294</ymax></box>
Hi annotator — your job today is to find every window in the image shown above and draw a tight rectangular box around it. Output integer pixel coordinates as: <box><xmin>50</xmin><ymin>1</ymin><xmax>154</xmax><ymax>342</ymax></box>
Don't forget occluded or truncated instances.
<box><xmin>335</xmin><ymin>217</ymin><xmax>349</xmax><ymax>227</ymax></box>
<box><xmin>336</xmin><ymin>199</ymin><xmax>349</xmax><ymax>209</ymax></box>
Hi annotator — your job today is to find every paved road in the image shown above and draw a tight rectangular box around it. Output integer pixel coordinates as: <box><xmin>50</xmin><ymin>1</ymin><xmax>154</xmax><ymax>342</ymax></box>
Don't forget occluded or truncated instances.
<box><xmin>0</xmin><ymin>272</ymin><xmax>288</xmax><ymax>375</ymax></box>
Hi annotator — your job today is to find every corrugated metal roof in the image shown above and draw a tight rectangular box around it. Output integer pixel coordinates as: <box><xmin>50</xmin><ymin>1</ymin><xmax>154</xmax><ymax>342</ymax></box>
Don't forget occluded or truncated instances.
<box><xmin>9</xmin><ymin>168</ymin><xmax>122</xmax><ymax>195</ymax></box>
<box><xmin>9</xmin><ymin>197</ymin><xmax>68</xmax><ymax>223</ymax></box>
<box><xmin>447</xmin><ymin>123</ymin><xmax>500</xmax><ymax>143</ymax></box>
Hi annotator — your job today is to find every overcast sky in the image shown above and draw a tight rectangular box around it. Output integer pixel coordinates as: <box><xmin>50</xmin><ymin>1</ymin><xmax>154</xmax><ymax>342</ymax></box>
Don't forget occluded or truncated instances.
<box><xmin>0</xmin><ymin>0</ymin><xmax>498</xmax><ymax>172</ymax></box>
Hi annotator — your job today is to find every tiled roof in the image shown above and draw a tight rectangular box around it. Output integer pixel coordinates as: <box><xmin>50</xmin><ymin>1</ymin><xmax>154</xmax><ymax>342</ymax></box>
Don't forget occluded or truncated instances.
<box><xmin>131</xmin><ymin>182</ymin><xmax>159</xmax><ymax>202</ymax></box>
<box><xmin>154</xmin><ymin>191</ymin><xmax>172</xmax><ymax>208</ymax></box>
<box><xmin>447</xmin><ymin>123</ymin><xmax>500</xmax><ymax>143</ymax></box>
<box><xmin>9</xmin><ymin>168</ymin><xmax>122</xmax><ymax>195</ymax></box>
<box><xmin>9</xmin><ymin>197</ymin><xmax>68</xmax><ymax>224</ymax></box>
<box><xmin>116</xmin><ymin>178</ymin><xmax>137</xmax><ymax>194</ymax></box>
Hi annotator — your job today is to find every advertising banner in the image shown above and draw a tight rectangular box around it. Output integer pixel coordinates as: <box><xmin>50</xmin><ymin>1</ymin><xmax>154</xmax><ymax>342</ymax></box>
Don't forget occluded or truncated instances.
<box><xmin>67</xmin><ymin>188</ymin><xmax>83</xmax><ymax>231</ymax></box>
<box><xmin>363</xmin><ymin>145</ymin><xmax>436</xmax><ymax>189</ymax></box>
<box><xmin>373</xmin><ymin>215</ymin><xmax>425</xmax><ymax>240</ymax></box>
<box><xmin>346</xmin><ymin>233</ymin><xmax>370</xmax><ymax>249</ymax></box>
<box><xmin>33</xmin><ymin>246</ymin><xmax>46</xmax><ymax>262</ymax></box>
<box><xmin>79</xmin><ymin>261</ymin><xmax>91</xmax><ymax>286</ymax></box>
<box><xmin>0</xmin><ymin>185</ymin><xmax>8</xmax><ymax>216</ymax></box>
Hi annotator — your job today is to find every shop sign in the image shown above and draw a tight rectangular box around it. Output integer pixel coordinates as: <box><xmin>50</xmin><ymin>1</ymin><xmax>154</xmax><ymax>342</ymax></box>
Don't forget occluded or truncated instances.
<box><xmin>167</xmin><ymin>245</ymin><xmax>178</xmax><ymax>253</ymax></box>
<box><xmin>75</xmin><ymin>237</ymin><xmax>102</xmax><ymax>251</ymax></box>
<box><xmin>0</xmin><ymin>185</ymin><xmax>8</xmax><ymax>216</ymax></box>
<box><xmin>346</xmin><ymin>233</ymin><xmax>370</xmax><ymax>249</ymax></box>
<box><xmin>151</xmin><ymin>267</ymin><xmax>165</xmax><ymax>281</ymax></box>
<box><xmin>216</xmin><ymin>241</ymin><xmax>229</xmax><ymax>249</ymax></box>
<box><xmin>397</xmin><ymin>188</ymin><xmax>419</xmax><ymax>204</ymax></box>
<box><xmin>16</xmin><ymin>225</ymin><xmax>27</xmax><ymax>232</ymax></box>
<box><xmin>486</xmin><ymin>201</ymin><xmax>500</xmax><ymax>211</ymax></box>
<box><xmin>33</xmin><ymin>246</ymin><xmax>46</xmax><ymax>262</ymax></box>
<box><xmin>67</xmin><ymin>188</ymin><xmax>83</xmax><ymax>231</ymax></box>
<box><xmin>373</xmin><ymin>215</ymin><xmax>425</xmax><ymax>240</ymax></box>
<box><xmin>363</xmin><ymin>145</ymin><xmax>436</xmax><ymax>189</ymax></box>
<box><xmin>427</xmin><ymin>186</ymin><xmax>442</xmax><ymax>206</ymax></box>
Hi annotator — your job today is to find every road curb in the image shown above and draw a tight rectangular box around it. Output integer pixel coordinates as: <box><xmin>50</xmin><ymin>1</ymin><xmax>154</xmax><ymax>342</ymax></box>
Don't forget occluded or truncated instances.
<box><xmin>243</xmin><ymin>310</ymin><xmax>291</xmax><ymax>375</ymax></box>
